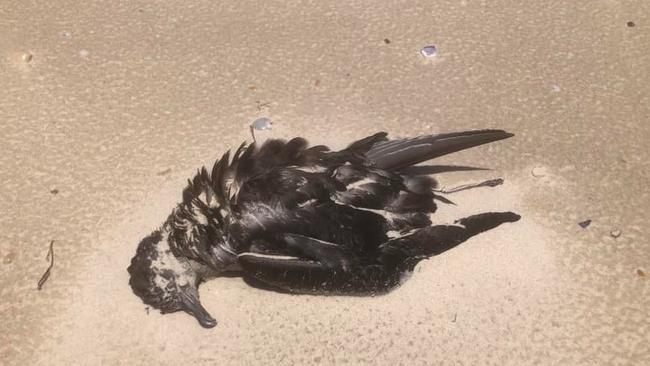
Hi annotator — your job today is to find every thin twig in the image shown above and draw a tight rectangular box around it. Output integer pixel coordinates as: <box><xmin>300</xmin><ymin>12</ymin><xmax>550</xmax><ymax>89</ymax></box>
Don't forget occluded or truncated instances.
<box><xmin>435</xmin><ymin>178</ymin><xmax>504</xmax><ymax>194</ymax></box>
<box><xmin>37</xmin><ymin>240</ymin><xmax>55</xmax><ymax>290</ymax></box>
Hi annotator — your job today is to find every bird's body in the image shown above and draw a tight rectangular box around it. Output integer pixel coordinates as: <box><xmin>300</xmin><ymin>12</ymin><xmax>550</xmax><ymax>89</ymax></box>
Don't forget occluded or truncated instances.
<box><xmin>128</xmin><ymin>130</ymin><xmax>520</xmax><ymax>327</ymax></box>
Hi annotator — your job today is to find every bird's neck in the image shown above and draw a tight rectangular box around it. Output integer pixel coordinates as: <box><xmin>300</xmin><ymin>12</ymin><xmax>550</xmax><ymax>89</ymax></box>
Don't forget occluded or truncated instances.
<box><xmin>163</xmin><ymin>210</ymin><xmax>239</xmax><ymax>275</ymax></box>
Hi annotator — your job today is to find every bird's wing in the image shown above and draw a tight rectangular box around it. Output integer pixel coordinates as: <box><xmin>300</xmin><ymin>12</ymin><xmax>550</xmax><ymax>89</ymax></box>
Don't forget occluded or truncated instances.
<box><xmin>221</xmin><ymin>131</ymin><xmax>512</xmax><ymax>251</ymax></box>
<box><xmin>237</xmin><ymin>212</ymin><xmax>520</xmax><ymax>294</ymax></box>
<box><xmin>366</xmin><ymin>130</ymin><xmax>514</xmax><ymax>170</ymax></box>
<box><xmin>226</xmin><ymin>134</ymin><xmax>462</xmax><ymax>247</ymax></box>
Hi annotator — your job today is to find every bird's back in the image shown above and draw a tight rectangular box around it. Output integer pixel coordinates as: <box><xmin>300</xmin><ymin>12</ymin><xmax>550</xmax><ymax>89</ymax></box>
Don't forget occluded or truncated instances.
<box><xmin>227</xmin><ymin>135</ymin><xmax>443</xmax><ymax>258</ymax></box>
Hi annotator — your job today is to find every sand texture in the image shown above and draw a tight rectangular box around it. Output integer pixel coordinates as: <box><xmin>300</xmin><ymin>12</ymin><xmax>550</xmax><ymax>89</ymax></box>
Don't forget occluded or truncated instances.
<box><xmin>1</xmin><ymin>1</ymin><xmax>649</xmax><ymax>365</ymax></box>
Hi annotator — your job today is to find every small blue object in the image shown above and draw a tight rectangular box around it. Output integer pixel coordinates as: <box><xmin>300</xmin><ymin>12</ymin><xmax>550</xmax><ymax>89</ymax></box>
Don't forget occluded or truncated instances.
<box><xmin>420</xmin><ymin>45</ymin><xmax>438</xmax><ymax>58</ymax></box>
<box><xmin>250</xmin><ymin>117</ymin><xmax>273</xmax><ymax>142</ymax></box>
<box><xmin>251</xmin><ymin>117</ymin><xmax>272</xmax><ymax>130</ymax></box>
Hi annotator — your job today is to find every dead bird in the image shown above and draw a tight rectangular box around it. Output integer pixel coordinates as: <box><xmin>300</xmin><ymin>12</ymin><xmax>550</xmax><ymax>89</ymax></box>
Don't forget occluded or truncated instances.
<box><xmin>127</xmin><ymin>130</ymin><xmax>520</xmax><ymax>328</ymax></box>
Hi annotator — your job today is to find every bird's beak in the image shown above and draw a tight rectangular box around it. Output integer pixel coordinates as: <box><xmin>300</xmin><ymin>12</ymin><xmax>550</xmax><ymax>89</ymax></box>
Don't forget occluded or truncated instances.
<box><xmin>180</xmin><ymin>286</ymin><xmax>217</xmax><ymax>328</ymax></box>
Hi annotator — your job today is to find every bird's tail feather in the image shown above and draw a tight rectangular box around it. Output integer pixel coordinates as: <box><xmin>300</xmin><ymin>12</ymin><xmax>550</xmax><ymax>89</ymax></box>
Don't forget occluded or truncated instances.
<box><xmin>366</xmin><ymin>130</ymin><xmax>514</xmax><ymax>170</ymax></box>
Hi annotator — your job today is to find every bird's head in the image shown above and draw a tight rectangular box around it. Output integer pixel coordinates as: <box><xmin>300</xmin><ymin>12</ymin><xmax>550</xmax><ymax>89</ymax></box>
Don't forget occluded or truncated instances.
<box><xmin>127</xmin><ymin>229</ymin><xmax>218</xmax><ymax>328</ymax></box>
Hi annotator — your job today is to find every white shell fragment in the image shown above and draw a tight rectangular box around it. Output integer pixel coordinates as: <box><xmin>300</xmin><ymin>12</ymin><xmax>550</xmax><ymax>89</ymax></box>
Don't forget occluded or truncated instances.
<box><xmin>420</xmin><ymin>45</ymin><xmax>438</xmax><ymax>59</ymax></box>
<box><xmin>249</xmin><ymin>117</ymin><xmax>273</xmax><ymax>142</ymax></box>
<box><xmin>22</xmin><ymin>53</ymin><xmax>33</xmax><ymax>63</ymax></box>
<box><xmin>251</xmin><ymin>117</ymin><xmax>272</xmax><ymax>131</ymax></box>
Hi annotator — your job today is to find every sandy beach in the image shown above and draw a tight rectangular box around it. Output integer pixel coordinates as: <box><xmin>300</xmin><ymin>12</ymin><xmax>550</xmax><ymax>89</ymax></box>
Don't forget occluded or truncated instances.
<box><xmin>1</xmin><ymin>1</ymin><xmax>649</xmax><ymax>365</ymax></box>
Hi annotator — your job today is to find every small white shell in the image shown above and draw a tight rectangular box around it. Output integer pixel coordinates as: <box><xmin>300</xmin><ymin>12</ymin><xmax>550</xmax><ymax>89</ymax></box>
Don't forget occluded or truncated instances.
<box><xmin>251</xmin><ymin>117</ymin><xmax>272</xmax><ymax>131</ymax></box>
<box><xmin>420</xmin><ymin>45</ymin><xmax>438</xmax><ymax>58</ymax></box>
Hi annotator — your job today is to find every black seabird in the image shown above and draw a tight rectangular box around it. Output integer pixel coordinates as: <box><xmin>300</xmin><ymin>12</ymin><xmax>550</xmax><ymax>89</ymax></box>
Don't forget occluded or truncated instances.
<box><xmin>128</xmin><ymin>130</ymin><xmax>520</xmax><ymax>328</ymax></box>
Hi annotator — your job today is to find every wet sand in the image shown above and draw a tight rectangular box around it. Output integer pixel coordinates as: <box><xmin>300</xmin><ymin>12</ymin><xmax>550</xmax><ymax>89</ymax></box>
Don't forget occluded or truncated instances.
<box><xmin>1</xmin><ymin>1</ymin><xmax>649</xmax><ymax>365</ymax></box>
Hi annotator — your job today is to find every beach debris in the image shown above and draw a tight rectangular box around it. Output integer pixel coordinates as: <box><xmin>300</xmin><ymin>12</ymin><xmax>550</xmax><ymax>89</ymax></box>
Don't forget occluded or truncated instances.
<box><xmin>627</xmin><ymin>21</ymin><xmax>635</xmax><ymax>27</ymax></box>
<box><xmin>50</xmin><ymin>188</ymin><xmax>59</xmax><ymax>195</ymax></box>
<box><xmin>637</xmin><ymin>269</ymin><xmax>645</xmax><ymax>277</ymax></box>
<box><xmin>610</xmin><ymin>229</ymin><xmax>621</xmax><ymax>238</ymax></box>
<box><xmin>383</xmin><ymin>38</ymin><xmax>391</xmax><ymax>44</ymax></box>
<box><xmin>451</xmin><ymin>313</ymin><xmax>457</xmax><ymax>323</ymax></box>
<box><xmin>435</xmin><ymin>178</ymin><xmax>503</xmax><ymax>194</ymax></box>
<box><xmin>22</xmin><ymin>52</ymin><xmax>33</xmax><ymax>63</ymax></box>
<box><xmin>250</xmin><ymin>117</ymin><xmax>273</xmax><ymax>142</ymax></box>
<box><xmin>531</xmin><ymin>166</ymin><xmax>547</xmax><ymax>177</ymax></box>
<box><xmin>145</xmin><ymin>306</ymin><xmax>150</xmax><ymax>315</ymax></box>
<box><xmin>79</xmin><ymin>49</ymin><xmax>90</xmax><ymax>58</ymax></box>
<box><xmin>578</xmin><ymin>219</ymin><xmax>591</xmax><ymax>229</ymax></box>
<box><xmin>251</xmin><ymin>117</ymin><xmax>272</xmax><ymax>130</ymax></box>
<box><xmin>420</xmin><ymin>45</ymin><xmax>438</xmax><ymax>59</ymax></box>
<box><xmin>551</xmin><ymin>84</ymin><xmax>561</xmax><ymax>92</ymax></box>
<box><xmin>60</xmin><ymin>31</ymin><xmax>72</xmax><ymax>38</ymax></box>
<box><xmin>37</xmin><ymin>240</ymin><xmax>55</xmax><ymax>290</ymax></box>
<box><xmin>157</xmin><ymin>168</ymin><xmax>172</xmax><ymax>176</ymax></box>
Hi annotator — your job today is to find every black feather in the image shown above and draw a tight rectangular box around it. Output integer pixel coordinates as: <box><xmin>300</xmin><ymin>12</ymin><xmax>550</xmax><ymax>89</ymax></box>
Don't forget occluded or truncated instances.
<box><xmin>346</xmin><ymin>132</ymin><xmax>388</xmax><ymax>152</ymax></box>
<box><xmin>211</xmin><ymin>150</ymin><xmax>231</xmax><ymax>206</ymax></box>
<box><xmin>367</xmin><ymin>130</ymin><xmax>514</xmax><ymax>170</ymax></box>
